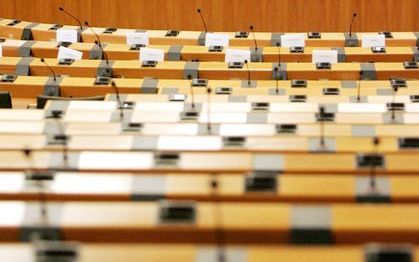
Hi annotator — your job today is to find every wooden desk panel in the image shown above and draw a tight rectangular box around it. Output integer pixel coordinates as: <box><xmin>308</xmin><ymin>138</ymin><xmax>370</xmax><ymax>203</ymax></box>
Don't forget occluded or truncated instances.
<box><xmin>1</xmin><ymin>57</ymin><xmax>418</xmax><ymax>80</ymax></box>
<box><xmin>0</xmin><ymin>201</ymin><xmax>419</xmax><ymax>243</ymax></box>
<box><xmin>0</xmin><ymin>151</ymin><xmax>417</xmax><ymax>174</ymax></box>
<box><xmin>3</xmin><ymin>75</ymin><xmax>419</xmax><ymax>98</ymax></box>
<box><xmin>1</xmin><ymin>172</ymin><xmax>419</xmax><ymax>203</ymax></box>
<box><xmin>1</xmin><ymin>244</ymin><xmax>418</xmax><ymax>262</ymax></box>
<box><xmin>1</xmin><ymin>40</ymin><xmax>416</xmax><ymax>62</ymax></box>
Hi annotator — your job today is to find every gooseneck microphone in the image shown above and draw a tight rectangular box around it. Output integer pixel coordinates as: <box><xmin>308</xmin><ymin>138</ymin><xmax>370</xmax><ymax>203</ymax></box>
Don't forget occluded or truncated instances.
<box><xmin>111</xmin><ymin>81</ymin><xmax>124</xmax><ymax>122</ymax></box>
<box><xmin>249</xmin><ymin>25</ymin><xmax>258</xmax><ymax>51</ymax></box>
<box><xmin>84</xmin><ymin>21</ymin><xmax>102</xmax><ymax>45</ymax></box>
<box><xmin>58</xmin><ymin>6</ymin><xmax>83</xmax><ymax>31</ymax></box>
<box><xmin>40</xmin><ymin>58</ymin><xmax>57</xmax><ymax>82</ymax></box>
<box><xmin>196</xmin><ymin>9</ymin><xmax>208</xmax><ymax>33</ymax></box>
<box><xmin>210</xmin><ymin>175</ymin><xmax>226</xmax><ymax>262</ymax></box>
<box><xmin>84</xmin><ymin>21</ymin><xmax>109</xmax><ymax>63</ymax></box>
<box><xmin>276</xmin><ymin>42</ymin><xmax>281</xmax><ymax>67</ymax></box>
<box><xmin>187</xmin><ymin>75</ymin><xmax>196</xmax><ymax>110</ymax></box>
<box><xmin>349</xmin><ymin>13</ymin><xmax>357</xmax><ymax>37</ymax></box>
<box><xmin>244</xmin><ymin>59</ymin><xmax>252</xmax><ymax>87</ymax></box>
<box><xmin>274</xmin><ymin>67</ymin><xmax>279</xmax><ymax>94</ymax></box>
<box><xmin>206</xmin><ymin>87</ymin><xmax>212</xmax><ymax>133</ymax></box>
<box><xmin>356</xmin><ymin>79</ymin><xmax>361</xmax><ymax>102</ymax></box>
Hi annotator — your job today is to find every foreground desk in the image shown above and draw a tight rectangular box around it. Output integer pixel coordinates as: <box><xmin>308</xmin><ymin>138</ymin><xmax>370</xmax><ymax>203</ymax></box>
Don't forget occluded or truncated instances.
<box><xmin>1</xmin><ymin>18</ymin><xmax>418</xmax><ymax>47</ymax></box>
<box><xmin>1</xmin><ymin>244</ymin><xmax>418</xmax><ymax>262</ymax></box>
<box><xmin>1</xmin><ymin>57</ymin><xmax>418</xmax><ymax>80</ymax></box>
<box><xmin>0</xmin><ymin>172</ymin><xmax>418</xmax><ymax>203</ymax></box>
<box><xmin>0</xmin><ymin>134</ymin><xmax>419</xmax><ymax>153</ymax></box>
<box><xmin>0</xmin><ymin>151</ymin><xmax>418</xmax><ymax>174</ymax></box>
<box><xmin>0</xmin><ymin>201</ymin><xmax>418</xmax><ymax>243</ymax></box>
<box><xmin>2</xmin><ymin>39</ymin><xmax>418</xmax><ymax>62</ymax></box>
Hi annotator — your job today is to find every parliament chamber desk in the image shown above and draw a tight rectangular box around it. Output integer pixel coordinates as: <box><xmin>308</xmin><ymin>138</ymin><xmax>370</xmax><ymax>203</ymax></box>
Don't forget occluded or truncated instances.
<box><xmin>0</xmin><ymin>150</ymin><xmax>418</xmax><ymax>174</ymax></box>
<box><xmin>2</xmin><ymin>121</ymin><xmax>419</xmax><ymax>139</ymax></box>
<box><xmin>2</xmin><ymin>39</ymin><xmax>418</xmax><ymax>63</ymax></box>
<box><xmin>0</xmin><ymin>76</ymin><xmax>419</xmax><ymax>99</ymax></box>
<box><xmin>1</xmin><ymin>76</ymin><xmax>419</xmax><ymax>98</ymax></box>
<box><xmin>0</xmin><ymin>172</ymin><xmax>419</xmax><ymax>203</ymax></box>
<box><xmin>1</xmin><ymin>243</ymin><xmax>418</xmax><ymax>262</ymax></box>
<box><xmin>1</xmin><ymin>18</ymin><xmax>418</xmax><ymax>47</ymax></box>
<box><xmin>0</xmin><ymin>201</ymin><xmax>418</xmax><ymax>243</ymax></box>
<box><xmin>1</xmin><ymin>57</ymin><xmax>418</xmax><ymax>80</ymax></box>
<box><xmin>1</xmin><ymin>133</ymin><xmax>419</xmax><ymax>153</ymax></box>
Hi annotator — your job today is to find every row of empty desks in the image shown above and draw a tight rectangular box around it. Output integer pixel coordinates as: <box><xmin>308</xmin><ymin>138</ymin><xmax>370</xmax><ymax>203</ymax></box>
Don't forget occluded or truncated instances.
<box><xmin>1</xmin><ymin>57</ymin><xmax>418</xmax><ymax>80</ymax></box>
<box><xmin>2</xmin><ymin>243</ymin><xmax>418</xmax><ymax>262</ymax></box>
<box><xmin>2</xmin><ymin>110</ymin><xmax>419</xmax><ymax>126</ymax></box>
<box><xmin>0</xmin><ymin>134</ymin><xmax>418</xmax><ymax>153</ymax></box>
<box><xmin>1</xmin><ymin>172</ymin><xmax>419</xmax><ymax>203</ymax></box>
<box><xmin>22</xmin><ymin>110</ymin><xmax>419</xmax><ymax>125</ymax></box>
<box><xmin>1</xmin><ymin>76</ymin><xmax>419</xmax><ymax>98</ymax></box>
<box><xmin>1</xmin><ymin>120</ymin><xmax>419</xmax><ymax>138</ymax></box>
<box><xmin>0</xmin><ymin>201</ymin><xmax>419</xmax><ymax>243</ymax></box>
<box><xmin>0</xmin><ymin>150</ymin><xmax>418</xmax><ymax>174</ymax></box>
<box><xmin>1</xmin><ymin>18</ymin><xmax>418</xmax><ymax>47</ymax></box>
<box><xmin>2</xmin><ymin>40</ymin><xmax>418</xmax><ymax>62</ymax></box>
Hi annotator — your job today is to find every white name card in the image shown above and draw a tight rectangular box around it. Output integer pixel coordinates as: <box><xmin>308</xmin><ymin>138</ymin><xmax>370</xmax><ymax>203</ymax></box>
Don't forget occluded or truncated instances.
<box><xmin>78</xmin><ymin>152</ymin><xmax>153</xmax><ymax>169</ymax></box>
<box><xmin>280</xmin><ymin>34</ymin><xmax>305</xmax><ymax>47</ymax></box>
<box><xmin>338</xmin><ymin>103</ymin><xmax>386</xmax><ymax>113</ymax></box>
<box><xmin>139</xmin><ymin>47</ymin><xmax>165</xmax><ymax>62</ymax></box>
<box><xmin>68</xmin><ymin>101</ymin><xmax>117</xmax><ymax>110</ymax></box>
<box><xmin>126</xmin><ymin>32</ymin><xmax>149</xmax><ymax>46</ymax></box>
<box><xmin>362</xmin><ymin>34</ymin><xmax>385</xmax><ymax>48</ymax></box>
<box><xmin>205</xmin><ymin>33</ymin><xmax>229</xmax><ymax>47</ymax></box>
<box><xmin>312</xmin><ymin>50</ymin><xmax>338</xmax><ymax>64</ymax></box>
<box><xmin>56</xmin><ymin>29</ymin><xmax>79</xmax><ymax>43</ymax></box>
<box><xmin>57</xmin><ymin>46</ymin><xmax>83</xmax><ymax>61</ymax></box>
<box><xmin>225</xmin><ymin>49</ymin><xmax>251</xmax><ymax>63</ymax></box>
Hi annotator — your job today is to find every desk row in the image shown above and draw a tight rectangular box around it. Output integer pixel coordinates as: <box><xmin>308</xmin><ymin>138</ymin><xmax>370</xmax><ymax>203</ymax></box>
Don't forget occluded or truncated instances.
<box><xmin>1</xmin><ymin>243</ymin><xmax>418</xmax><ymax>262</ymax></box>
<box><xmin>0</xmin><ymin>57</ymin><xmax>418</xmax><ymax>80</ymax></box>
<box><xmin>0</xmin><ymin>134</ymin><xmax>418</xmax><ymax>153</ymax></box>
<box><xmin>0</xmin><ymin>151</ymin><xmax>418</xmax><ymax>174</ymax></box>
<box><xmin>1</xmin><ymin>172</ymin><xmax>418</xmax><ymax>203</ymax></box>
<box><xmin>1</xmin><ymin>121</ymin><xmax>419</xmax><ymax>138</ymax></box>
<box><xmin>2</xmin><ymin>76</ymin><xmax>419</xmax><ymax>98</ymax></box>
<box><xmin>1</xmin><ymin>18</ymin><xmax>418</xmax><ymax>47</ymax></box>
<box><xmin>2</xmin><ymin>39</ymin><xmax>418</xmax><ymax>62</ymax></box>
<box><xmin>0</xmin><ymin>201</ymin><xmax>418</xmax><ymax>243</ymax></box>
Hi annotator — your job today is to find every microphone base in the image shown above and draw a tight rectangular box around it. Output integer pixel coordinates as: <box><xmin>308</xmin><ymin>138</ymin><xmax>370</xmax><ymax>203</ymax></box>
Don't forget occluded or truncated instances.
<box><xmin>344</xmin><ymin>32</ymin><xmax>359</xmax><ymax>47</ymax></box>
<box><xmin>241</xmin><ymin>80</ymin><xmax>257</xmax><ymax>88</ymax></box>
<box><xmin>250</xmin><ymin>47</ymin><xmax>263</xmax><ymax>62</ymax></box>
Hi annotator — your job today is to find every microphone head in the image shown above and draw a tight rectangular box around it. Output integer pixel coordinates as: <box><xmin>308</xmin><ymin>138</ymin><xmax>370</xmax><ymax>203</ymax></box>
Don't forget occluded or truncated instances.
<box><xmin>40</xmin><ymin>58</ymin><xmax>45</xmax><ymax>63</ymax></box>
<box><xmin>249</xmin><ymin>25</ymin><xmax>254</xmax><ymax>30</ymax></box>
<box><xmin>276</xmin><ymin>43</ymin><xmax>280</xmax><ymax>47</ymax></box>
<box><xmin>84</xmin><ymin>21</ymin><xmax>89</xmax><ymax>26</ymax></box>
<box><xmin>197</xmin><ymin>8</ymin><xmax>201</xmax><ymax>13</ymax></box>
<box><xmin>353</xmin><ymin>13</ymin><xmax>357</xmax><ymax>17</ymax></box>
<box><xmin>373</xmin><ymin>137</ymin><xmax>380</xmax><ymax>146</ymax></box>
<box><xmin>206</xmin><ymin>87</ymin><xmax>211</xmax><ymax>94</ymax></box>
<box><xmin>58</xmin><ymin>6</ymin><xmax>64</xmax><ymax>11</ymax></box>
<box><xmin>187</xmin><ymin>74</ymin><xmax>192</xmax><ymax>80</ymax></box>
<box><xmin>94</xmin><ymin>40</ymin><xmax>99</xmax><ymax>45</ymax></box>
<box><xmin>274</xmin><ymin>67</ymin><xmax>279</xmax><ymax>72</ymax></box>
<box><xmin>111</xmin><ymin>81</ymin><xmax>116</xmax><ymax>87</ymax></box>
<box><xmin>244</xmin><ymin>59</ymin><xmax>248</xmax><ymax>64</ymax></box>
<box><xmin>23</xmin><ymin>148</ymin><xmax>31</xmax><ymax>157</ymax></box>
